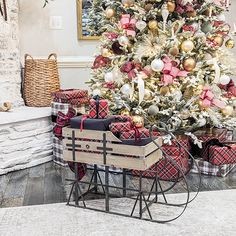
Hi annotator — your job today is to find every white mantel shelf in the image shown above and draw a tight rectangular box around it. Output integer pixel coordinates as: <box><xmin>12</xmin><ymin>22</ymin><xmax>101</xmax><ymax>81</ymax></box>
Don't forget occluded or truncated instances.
<box><xmin>0</xmin><ymin>106</ymin><xmax>51</xmax><ymax>126</ymax></box>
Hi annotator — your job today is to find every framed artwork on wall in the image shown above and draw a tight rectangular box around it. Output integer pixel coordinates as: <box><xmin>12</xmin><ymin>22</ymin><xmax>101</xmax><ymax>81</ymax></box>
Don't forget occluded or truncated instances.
<box><xmin>0</xmin><ymin>0</ymin><xmax>7</xmax><ymax>21</ymax></box>
<box><xmin>77</xmin><ymin>0</ymin><xmax>100</xmax><ymax>40</ymax></box>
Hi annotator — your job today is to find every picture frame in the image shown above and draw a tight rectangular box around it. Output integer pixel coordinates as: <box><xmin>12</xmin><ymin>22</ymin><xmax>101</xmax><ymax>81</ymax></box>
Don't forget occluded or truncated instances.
<box><xmin>77</xmin><ymin>0</ymin><xmax>101</xmax><ymax>40</ymax></box>
<box><xmin>0</xmin><ymin>0</ymin><xmax>7</xmax><ymax>21</ymax></box>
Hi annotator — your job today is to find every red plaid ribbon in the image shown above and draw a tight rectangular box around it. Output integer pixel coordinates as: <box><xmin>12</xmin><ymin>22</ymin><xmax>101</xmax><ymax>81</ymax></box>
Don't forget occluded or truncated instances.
<box><xmin>68</xmin><ymin>162</ymin><xmax>87</xmax><ymax>181</ymax></box>
<box><xmin>53</xmin><ymin>108</ymin><xmax>76</xmax><ymax>139</ymax></box>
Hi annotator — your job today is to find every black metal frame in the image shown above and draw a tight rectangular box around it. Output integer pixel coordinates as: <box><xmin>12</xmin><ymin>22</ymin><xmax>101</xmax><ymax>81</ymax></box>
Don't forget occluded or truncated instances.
<box><xmin>65</xmin><ymin>126</ymin><xmax>202</xmax><ymax>223</ymax></box>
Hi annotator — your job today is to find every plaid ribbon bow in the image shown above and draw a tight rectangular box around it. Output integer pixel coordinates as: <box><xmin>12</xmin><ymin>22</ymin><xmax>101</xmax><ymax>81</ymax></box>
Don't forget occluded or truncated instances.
<box><xmin>53</xmin><ymin>108</ymin><xmax>77</xmax><ymax>139</ymax></box>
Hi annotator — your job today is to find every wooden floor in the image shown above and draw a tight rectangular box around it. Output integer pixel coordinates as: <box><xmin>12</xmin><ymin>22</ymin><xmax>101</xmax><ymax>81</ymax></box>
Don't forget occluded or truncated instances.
<box><xmin>0</xmin><ymin>161</ymin><xmax>236</xmax><ymax>208</ymax></box>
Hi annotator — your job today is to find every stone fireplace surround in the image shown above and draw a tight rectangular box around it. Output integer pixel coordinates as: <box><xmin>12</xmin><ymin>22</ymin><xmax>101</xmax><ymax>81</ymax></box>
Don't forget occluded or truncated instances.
<box><xmin>0</xmin><ymin>0</ymin><xmax>53</xmax><ymax>175</ymax></box>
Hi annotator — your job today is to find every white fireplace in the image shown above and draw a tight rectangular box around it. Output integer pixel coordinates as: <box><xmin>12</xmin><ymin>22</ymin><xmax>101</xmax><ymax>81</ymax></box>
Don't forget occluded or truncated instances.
<box><xmin>0</xmin><ymin>0</ymin><xmax>53</xmax><ymax>175</ymax></box>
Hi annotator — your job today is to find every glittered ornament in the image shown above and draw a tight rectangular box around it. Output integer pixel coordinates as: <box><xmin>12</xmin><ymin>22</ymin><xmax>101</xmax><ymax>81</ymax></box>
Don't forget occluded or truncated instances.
<box><xmin>148</xmin><ymin>20</ymin><xmax>158</xmax><ymax>30</ymax></box>
<box><xmin>219</xmin><ymin>75</ymin><xmax>231</xmax><ymax>85</ymax></box>
<box><xmin>104</xmin><ymin>72</ymin><xmax>114</xmax><ymax>82</ymax></box>
<box><xmin>169</xmin><ymin>46</ymin><xmax>179</xmax><ymax>56</ymax></box>
<box><xmin>105</xmin><ymin>8</ymin><xmax>115</xmax><ymax>18</ymax></box>
<box><xmin>183</xmin><ymin>57</ymin><xmax>196</xmax><ymax>71</ymax></box>
<box><xmin>225</xmin><ymin>39</ymin><xmax>235</xmax><ymax>48</ymax></box>
<box><xmin>118</xmin><ymin>36</ymin><xmax>129</xmax><ymax>46</ymax></box>
<box><xmin>120</xmin><ymin>109</ymin><xmax>130</xmax><ymax>116</ymax></box>
<box><xmin>148</xmin><ymin>105</ymin><xmax>159</xmax><ymax>116</ymax></box>
<box><xmin>201</xmin><ymin>21</ymin><xmax>213</xmax><ymax>34</ymax></box>
<box><xmin>213</xmin><ymin>35</ymin><xmax>224</xmax><ymax>47</ymax></box>
<box><xmin>151</xmin><ymin>59</ymin><xmax>164</xmax><ymax>72</ymax></box>
<box><xmin>145</xmin><ymin>3</ymin><xmax>153</xmax><ymax>11</ymax></box>
<box><xmin>132</xmin><ymin>115</ymin><xmax>144</xmax><ymax>128</ymax></box>
<box><xmin>186</xmin><ymin>10</ymin><xmax>197</xmax><ymax>18</ymax></box>
<box><xmin>221</xmin><ymin>105</ymin><xmax>234</xmax><ymax>116</ymax></box>
<box><xmin>93</xmin><ymin>88</ymin><xmax>102</xmax><ymax>96</ymax></box>
<box><xmin>112</xmin><ymin>41</ymin><xmax>124</xmax><ymax>55</ymax></box>
<box><xmin>181</xmin><ymin>40</ymin><xmax>194</xmax><ymax>52</ymax></box>
<box><xmin>122</xmin><ymin>0</ymin><xmax>134</xmax><ymax>7</ymax></box>
<box><xmin>160</xmin><ymin>86</ymin><xmax>170</xmax><ymax>95</ymax></box>
<box><xmin>167</xmin><ymin>1</ymin><xmax>176</xmax><ymax>13</ymax></box>
<box><xmin>121</xmin><ymin>84</ymin><xmax>132</xmax><ymax>96</ymax></box>
<box><xmin>101</xmin><ymin>48</ymin><xmax>112</xmax><ymax>57</ymax></box>
<box><xmin>136</xmin><ymin>20</ymin><xmax>147</xmax><ymax>31</ymax></box>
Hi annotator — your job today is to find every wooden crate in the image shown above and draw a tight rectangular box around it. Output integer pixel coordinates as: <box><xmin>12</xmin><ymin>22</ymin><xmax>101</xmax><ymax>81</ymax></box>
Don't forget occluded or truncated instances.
<box><xmin>62</xmin><ymin>127</ymin><xmax>163</xmax><ymax>171</ymax></box>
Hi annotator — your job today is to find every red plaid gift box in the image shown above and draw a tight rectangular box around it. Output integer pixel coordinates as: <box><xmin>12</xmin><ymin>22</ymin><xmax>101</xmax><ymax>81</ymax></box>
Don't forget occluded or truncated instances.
<box><xmin>109</xmin><ymin>121</ymin><xmax>131</xmax><ymax>134</ymax></box>
<box><xmin>133</xmin><ymin>154</ymin><xmax>190</xmax><ymax>181</ymax></box>
<box><xmin>191</xmin><ymin>158</ymin><xmax>236</xmax><ymax>177</ymax></box>
<box><xmin>53</xmin><ymin>97</ymin><xmax>89</xmax><ymax>106</ymax></box>
<box><xmin>120</xmin><ymin>128</ymin><xmax>151</xmax><ymax>140</ymax></box>
<box><xmin>194</xmin><ymin>128</ymin><xmax>228</xmax><ymax>160</ymax></box>
<box><xmin>89</xmin><ymin>97</ymin><xmax>109</xmax><ymax>119</ymax></box>
<box><xmin>208</xmin><ymin>143</ymin><xmax>236</xmax><ymax>166</ymax></box>
<box><xmin>162</xmin><ymin>136</ymin><xmax>190</xmax><ymax>159</ymax></box>
<box><xmin>52</xmin><ymin>89</ymin><xmax>88</xmax><ymax>101</ymax></box>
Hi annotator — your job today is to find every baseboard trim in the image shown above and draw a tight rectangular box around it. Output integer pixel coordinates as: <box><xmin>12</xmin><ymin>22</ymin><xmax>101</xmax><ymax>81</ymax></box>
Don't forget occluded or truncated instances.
<box><xmin>57</xmin><ymin>56</ymin><xmax>94</xmax><ymax>68</ymax></box>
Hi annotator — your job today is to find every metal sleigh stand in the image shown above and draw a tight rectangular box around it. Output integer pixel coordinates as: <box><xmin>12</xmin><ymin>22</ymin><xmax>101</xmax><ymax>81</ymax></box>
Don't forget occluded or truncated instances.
<box><xmin>64</xmin><ymin>124</ymin><xmax>202</xmax><ymax>223</ymax></box>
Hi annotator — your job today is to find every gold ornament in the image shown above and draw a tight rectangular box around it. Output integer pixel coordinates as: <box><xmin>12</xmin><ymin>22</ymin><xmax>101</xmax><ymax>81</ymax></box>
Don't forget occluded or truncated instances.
<box><xmin>225</xmin><ymin>39</ymin><xmax>235</xmax><ymax>49</ymax></box>
<box><xmin>213</xmin><ymin>35</ymin><xmax>224</xmax><ymax>47</ymax></box>
<box><xmin>181</xmin><ymin>40</ymin><xmax>195</xmax><ymax>52</ymax></box>
<box><xmin>169</xmin><ymin>46</ymin><xmax>179</xmax><ymax>56</ymax></box>
<box><xmin>160</xmin><ymin>86</ymin><xmax>170</xmax><ymax>95</ymax></box>
<box><xmin>120</xmin><ymin>109</ymin><xmax>130</xmax><ymax>116</ymax></box>
<box><xmin>148</xmin><ymin>20</ymin><xmax>158</xmax><ymax>30</ymax></box>
<box><xmin>167</xmin><ymin>1</ymin><xmax>176</xmax><ymax>13</ymax></box>
<box><xmin>221</xmin><ymin>105</ymin><xmax>234</xmax><ymax>116</ymax></box>
<box><xmin>105</xmin><ymin>8</ymin><xmax>115</xmax><ymax>18</ymax></box>
<box><xmin>184</xmin><ymin>87</ymin><xmax>193</xmax><ymax>99</ymax></box>
<box><xmin>186</xmin><ymin>10</ymin><xmax>197</xmax><ymax>17</ymax></box>
<box><xmin>183</xmin><ymin>57</ymin><xmax>196</xmax><ymax>72</ymax></box>
<box><xmin>101</xmin><ymin>48</ymin><xmax>112</xmax><ymax>57</ymax></box>
<box><xmin>122</xmin><ymin>0</ymin><xmax>134</xmax><ymax>7</ymax></box>
<box><xmin>144</xmin><ymin>89</ymin><xmax>152</xmax><ymax>100</ymax></box>
<box><xmin>132</xmin><ymin>115</ymin><xmax>144</xmax><ymax>128</ymax></box>
<box><xmin>145</xmin><ymin>3</ymin><xmax>153</xmax><ymax>11</ymax></box>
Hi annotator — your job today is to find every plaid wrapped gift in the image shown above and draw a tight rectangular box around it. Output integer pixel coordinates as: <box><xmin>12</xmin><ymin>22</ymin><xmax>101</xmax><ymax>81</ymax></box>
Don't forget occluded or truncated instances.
<box><xmin>52</xmin><ymin>89</ymin><xmax>88</xmax><ymax>101</ymax></box>
<box><xmin>109</xmin><ymin>121</ymin><xmax>132</xmax><ymax>134</ymax></box>
<box><xmin>191</xmin><ymin>158</ymin><xmax>236</xmax><ymax>177</ymax></box>
<box><xmin>53</xmin><ymin>97</ymin><xmax>89</xmax><ymax>106</ymax></box>
<box><xmin>162</xmin><ymin>136</ymin><xmax>190</xmax><ymax>159</ymax></box>
<box><xmin>133</xmin><ymin>154</ymin><xmax>190</xmax><ymax>181</ymax></box>
<box><xmin>53</xmin><ymin>136</ymin><xmax>67</xmax><ymax>166</ymax></box>
<box><xmin>193</xmin><ymin>128</ymin><xmax>228</xmax><ymax>160</ymax></box>
<box><xmin>120</xmin><ymin>128</ymin><xmax>150</xmax><ymax>140</ymax></box>
<box><xmin>208</xmin><ymin>142</ymin><xmax>236</xmax><ymax>166</ymax></box>
<box><xmin>89</xmin><ymin>96</ymin><xmax>109</xmax><ymax>119</ymax></box>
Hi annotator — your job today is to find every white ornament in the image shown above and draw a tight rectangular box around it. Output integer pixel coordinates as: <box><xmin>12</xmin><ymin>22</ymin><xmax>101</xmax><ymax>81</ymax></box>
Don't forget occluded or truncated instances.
<box><xmin>93</xmin><ymin>89</ymin><xmax>102</xmax><ymax>96</ymax></box>
<box><xmin>121</xmin><ymin>84</ymin><xmax>132</xmax><ymax>96</ymax></box>
<box><xmin>151</xmin><ymin>59</ymin><xmax>164</xmax><ymax>72</ymax></box>
<box><xmin>219</xmin><ymin>75</ymin><xmax>231</xmax><ymax>85</ymax></box>
<box><xmin>118</xmin><ymin>36</ymin><xmax>129</xmax><ymax>46</ymax></box>
<box><xmin>218</xmin><ymin>14</ymin><xmax>226</xmax><ymax>22</ymax></box>
<box><xmin>104</xmin><ymin>72</ymin><xmax>114</xmax><ymax>82</ymax></box>
<box><xmin>136</xmin><ymin>20</ymin><xmax>147</xmax><ymax>31</ymax></box>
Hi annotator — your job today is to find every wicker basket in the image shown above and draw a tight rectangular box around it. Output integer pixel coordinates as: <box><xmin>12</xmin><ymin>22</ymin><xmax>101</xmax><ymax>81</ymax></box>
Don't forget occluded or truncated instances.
<box><xmin>23</xmin><ymin>54</ymin><xmax>60</xmax><ymax>107</ymax></box>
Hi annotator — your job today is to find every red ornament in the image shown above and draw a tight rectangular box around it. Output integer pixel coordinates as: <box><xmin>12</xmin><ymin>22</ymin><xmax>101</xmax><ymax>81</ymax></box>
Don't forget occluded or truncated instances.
<box><xmin>92</xmin><ymin>55</ymin><xmax>111</xmax><ymax>69</ymax></box>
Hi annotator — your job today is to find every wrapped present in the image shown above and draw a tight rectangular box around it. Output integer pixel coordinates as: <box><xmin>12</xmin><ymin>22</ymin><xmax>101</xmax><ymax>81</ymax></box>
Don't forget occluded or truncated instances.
<box><xmin>53</xmin><ymin>108</ymin><xmax>77</xmax><ymax>139</ymax></box>
<box><xmin>109</xmin><ymin>121</ymin><xmax>131</xmax><ymax>134</ymax></box>
<box><xmin>89</xmin><ymin>96</ymin><xmax>109</xmax><ymax>119</ymax></box>
<box><xmin>162</xmin><ymin>136</ymin><xmax>190</xmax><ymax>159</ymax></box>
<box><xmin>52</xmin><ymin>89</ymin><xmax>88</xmax><ymax>101</ymax></box>
<box><xmin>70</xmin><ymin>115</ymin><xmax>116</xmax><ymax>131</ymax></box>
<box><xmin>53</xmin><ymin>136</ymin><xmax>67</xmax><ymax>166</ymax></box>
<box><xmin>53</xmin><ymin>97</ymin><xmax>89</xmax><ymax>106</ymax></box>
<box><xmin>193</xmin><ymin>128</ymin><xmax>228</xmax><ymax>159</ymax></box>
<box><xmin>191</xmin><ymin>158</ymin><xmax>236</xmax><ymax>177</ymax></box>
<box><xmin>120</xmin><ymin>127</ymin><xmax>150</xmax><ymax>140</ymax></box>
<box><xmin>207</xmin><ymin>141</ymin><xmax>236</xmax><ymax>165</ymax></box>
<box><xmin>133</xmin><ymin>154</ymin><xmax>190</xmax><ymax>181</ymax></box>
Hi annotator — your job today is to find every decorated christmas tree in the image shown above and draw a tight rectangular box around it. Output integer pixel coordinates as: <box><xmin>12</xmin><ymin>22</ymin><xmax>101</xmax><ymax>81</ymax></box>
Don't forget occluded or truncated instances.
<box><xmin>88</xmin><ymin>0</ymin><xmax>236</xmax><ymax>132</ymax></box>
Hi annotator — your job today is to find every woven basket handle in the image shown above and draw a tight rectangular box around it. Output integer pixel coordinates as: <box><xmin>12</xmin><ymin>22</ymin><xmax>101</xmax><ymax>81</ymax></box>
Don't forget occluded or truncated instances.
<box><xmin>48</xmin><ymin>53</ymin><xmax>57</xmax><ymax>60</ymax></box>
<box><xmin>25</xmin><ymin>54</ymin><xmax>34</xmax><ymax>61</ymax></box>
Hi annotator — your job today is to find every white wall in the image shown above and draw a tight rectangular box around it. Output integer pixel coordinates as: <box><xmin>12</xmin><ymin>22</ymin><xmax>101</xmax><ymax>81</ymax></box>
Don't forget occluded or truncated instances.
<box><xmin>18</xmin><ymin>0</ymin><xmax>236</xmax><ymax>89</ymax></box>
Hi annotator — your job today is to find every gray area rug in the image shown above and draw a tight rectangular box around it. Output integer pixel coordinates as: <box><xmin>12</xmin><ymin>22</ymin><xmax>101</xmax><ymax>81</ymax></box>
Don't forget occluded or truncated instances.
<box><xmin>0</xmin><ymin>190</ymin><xmax>235</xmax><ymax>236</ymax></box>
